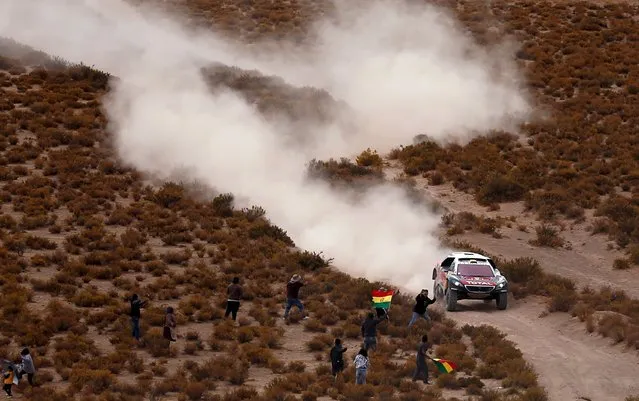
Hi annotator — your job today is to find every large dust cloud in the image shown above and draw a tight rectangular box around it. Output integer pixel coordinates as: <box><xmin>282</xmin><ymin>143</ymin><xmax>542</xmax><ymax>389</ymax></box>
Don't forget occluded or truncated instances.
<box><xmin>0</xmin><ymin>0</ymin><xmax>532</xmax><ymax>292</ymax></box>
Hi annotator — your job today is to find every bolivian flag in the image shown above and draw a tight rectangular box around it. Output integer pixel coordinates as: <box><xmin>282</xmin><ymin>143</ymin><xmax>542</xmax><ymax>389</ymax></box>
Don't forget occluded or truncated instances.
<box><xmin>432</xmin><ymin>358</ymin><xmax>457</xmax><ymax>374</ymax></box>
<box><xmin>371</xmin><ymin>289</ymin><xmax>394</xmax><ymax>309</ymax></box>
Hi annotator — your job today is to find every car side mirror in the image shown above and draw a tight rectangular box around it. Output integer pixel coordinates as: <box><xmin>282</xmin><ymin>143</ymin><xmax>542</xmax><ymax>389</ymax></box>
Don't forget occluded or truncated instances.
<box><xmin>431</xmin><ymin>269</ymin><xmax>437</xmax><ymax>280</ymax></box>
<box><xmin>495</xmin><ymin>269</ymin><xmax>501</xmax><ymax>276</ymax></box>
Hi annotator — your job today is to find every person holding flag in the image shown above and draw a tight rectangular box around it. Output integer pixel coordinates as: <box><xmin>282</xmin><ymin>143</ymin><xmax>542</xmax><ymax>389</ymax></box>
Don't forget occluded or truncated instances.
<box><xmin>412</xmin><ymin>334</ymin><xmax>458</xmax><ymax>384</ymax></box>
<box><xmin>413</xmin><ymin>334</ymin><xmax>432</xmax><ymax>384</ymax></box>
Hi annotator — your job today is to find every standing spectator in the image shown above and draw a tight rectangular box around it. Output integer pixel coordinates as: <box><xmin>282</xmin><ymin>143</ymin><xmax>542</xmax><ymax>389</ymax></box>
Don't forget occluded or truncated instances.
<box><xmin>329</xmin><ymin>338</ymin><xmax>348</xmax><ymax>380</ymax></box>
<box><xmin>353</xmin><ymin>348</ymin><xmax>370</xmax><ymax>385</ymax></box>
<box><xmin>283</xmin><ymin>274</ymin><xmax>308</xmax><ymax>320</ymax></box>
<box><xmin>163</xmin><ymin>306</ymin><xmax>177</xmax><ymax>349</ymax></box>
<box><xmin>225</xmin><ymin>277</ymin><xmax>243</xmax><ymax>321</ymax></box>
<box><xmin>408</xmin><ymin>289</ymin><xmax>436</xmax><ymax>328</ymax></box>
<box><xmin>18</xmin><ymin>348</ymin><xmax>35</xmax><ymax>386</ymax></box>
<box><xmin>412</xmin><ymin>334</ymin><xmax>432</xmax><ymax>384</ymax></box>
<box><xmin>130</xmin><ymin>294</ymin><xmax>147</xmax><ymax>342</ymax></box>
<box><xmin>360</xmin><ymin>312</ymin><xmax>387</xmax><ymax>352</ymax></box>
<box><xmin>2</xmin><ymin>364</ymin><xmax>13</xmax><ymax>397</ymax></box>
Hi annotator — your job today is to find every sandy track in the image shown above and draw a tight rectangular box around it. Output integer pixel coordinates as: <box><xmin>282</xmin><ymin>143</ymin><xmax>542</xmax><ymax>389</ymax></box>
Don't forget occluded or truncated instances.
<box><xmin>442</xmin><ymin>297</ymin><xmax>639</xmax><ymax>401</ymax></box>
<box><xmin>384</xmin><ymin>161</ymin><xmax>639</xmax><ymax>299</ymax></box>
<box><xmin>382</xmin><ymin>161</ymin><xmax>639</xmax><ymax>400</ymax></box>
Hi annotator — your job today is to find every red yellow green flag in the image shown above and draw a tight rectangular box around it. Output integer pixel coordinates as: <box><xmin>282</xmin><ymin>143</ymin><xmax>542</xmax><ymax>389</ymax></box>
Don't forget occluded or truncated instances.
<box><xmin>432</xmin><ymin>358</ymin><xmax>457</xmax><ymax>374</ymax></box>
<box><xmin>371</xmin><ymin>289</ymin><xmax>394</xmax><ymax>309</ymax></box>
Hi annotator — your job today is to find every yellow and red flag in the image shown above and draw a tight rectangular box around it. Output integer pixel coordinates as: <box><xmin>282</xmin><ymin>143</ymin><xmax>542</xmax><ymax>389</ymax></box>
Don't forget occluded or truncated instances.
<box><xmin>371</xmin><ymin>289</ymin><xmax>394</xmax><ymax>309</ymax></box>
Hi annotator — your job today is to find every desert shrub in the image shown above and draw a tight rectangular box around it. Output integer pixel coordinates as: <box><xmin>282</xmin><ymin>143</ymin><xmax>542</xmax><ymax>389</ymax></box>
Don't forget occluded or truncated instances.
<box><xmin>463</xmin><ymin>324</ymin><xmax>537</xmax><ymax>390</ymax></box>
<box><xmin>306</xmin><ymin>333</ymin><xmax>333</xmax><ymax>352</ymax></box>
<box><xmin>211</xmin><ymin>193</ymin><xmax>235</xmax><ymax>217</ymax></box>
<box><xmin>308</xmin><ymin>157</ymin><xmax>383</xmax><ymax>183</ymax></box>
<box><xmin>476</xmin><ymin>175</ymin><xmax>527</xmax><ymax>205</ymax></box>
<box><xmin>303</xmin><ymin>318</ymin><xmax>327</xmax><ymax>333</ymax></box>
<box><xmin>153</xmin><ymin>182</ymin><xmax>184</xmax><ymax>208</ymax></box>
<box><xmin>69</xmin><ymin>366</ymin><xmax>115</xmax><ymax>393</ymax></box>
<box><xmin>70</xmin><ymin>288</ymin><xmax>111</xmax><ymax>307</ymax></box>
<box><xmin>356</xmin><ymin>148</ymin><xmax>383</xmax><ymax>168</ymax></box>
<box><xmin>519</xmin><ymin>386</ymin><xmax>549</xmax><ymax>401</ymax></box>
<box><xmin>296</xmin><ymin>250</ymin><xmax>333</xmax><ymax>270</ymax></box>
<box><xmin>161</xmin><ymin>248</ymin><xmax>192</xmax><ymax>265</ymax></box>
<box><xmin>612</xmin><ymin>258</ymin><xmax>632</xmax><ymax>270</ymax></box>
<box><xmin>248</xmin><ymin>221</ymin><xmax>295</xmax><ymax>245</ymax></box>
<box><xmin>530</xmin><ymin>224</ymin><xmax>564</xmax><ymax>248</ymax></box>
<box><xmin>143</xmin><ymin>327</ymin><xmax>170</xmax><ymax>357</ymax></box>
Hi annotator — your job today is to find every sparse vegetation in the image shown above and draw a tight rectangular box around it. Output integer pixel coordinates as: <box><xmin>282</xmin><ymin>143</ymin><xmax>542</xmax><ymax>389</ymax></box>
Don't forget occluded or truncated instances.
<box><xmin>2</xmin><ymin>0</ymin><xmax>639</xmax><ymax>398</ymax></box>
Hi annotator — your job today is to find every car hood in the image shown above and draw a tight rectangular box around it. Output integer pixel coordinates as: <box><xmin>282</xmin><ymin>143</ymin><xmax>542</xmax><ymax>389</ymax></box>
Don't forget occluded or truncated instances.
<box><xmin>456</xmin><ymin>275</ymin><xmax>497</xmax><ymax>286</ymax></box>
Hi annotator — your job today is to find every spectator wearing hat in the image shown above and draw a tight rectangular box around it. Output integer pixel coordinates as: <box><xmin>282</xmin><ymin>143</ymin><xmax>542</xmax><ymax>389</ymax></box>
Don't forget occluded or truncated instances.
<box><xmin>284</xmin><ymin>274</ymin><xmax>308</xmax><ymax>320</ymax></box>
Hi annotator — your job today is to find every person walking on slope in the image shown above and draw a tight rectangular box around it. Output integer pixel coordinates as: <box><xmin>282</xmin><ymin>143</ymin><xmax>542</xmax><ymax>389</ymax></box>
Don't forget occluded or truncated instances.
<box><xmin>412</xmin><ymin>334</ymin><xmax>432</xmax><ymax>384</ymax></box>
<box><xmin>130</xmin><ymin>294</ymin><xmax>147</xmax><ymax>342</ymax></box>
<box><xmin>225</xmin><ymin>277</ymin><xmax>243</xmax><ymax>321</ymax></box>
<box><xmin>361</xmin><ymin>311</ymin><xmax>387</xmax><ymax>352</ymax></box>
<box><xmin>283</xmin><ymin>274</ymin><xmax>308</xmax><ymax>320</ymax></box>
<box><xmin>408</xmin><ymin>289</ymin><xmax>436</xmax><ymax>328</ymax></box>
<box><xmin>354</xmin><ymin>348</ymin><xmax>370</xmax><ymax>385</ymax></box>
<box><xmin>330</xmin><ymin>338</ymin><xmax>348</xmax><ymax>380</ymax></box>
<box><xmin>18</xmin><ymin>348</ymin><xmax>36</xmax><ymax>386</ymax></box>
<box><xmin>163</xmin><ymin>306</ymin><xmax>177</xmax><ymax>350</ymax></box>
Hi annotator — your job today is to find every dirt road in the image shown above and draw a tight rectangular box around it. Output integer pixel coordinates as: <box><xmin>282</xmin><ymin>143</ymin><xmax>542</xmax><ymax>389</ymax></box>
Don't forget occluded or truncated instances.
<box><xmin>383</xmin><ymin>161</ymin><xmax>639</xmax><ymax>401</ymax></box>
<box><xmin>444</xmin><ymin>297</ymin><xmax>639</xmax><ymax>401</ymax></box>
<box><xmin>384</xmin><ymin>161</ymin><xmax>639</xmax><ymax>299</ymax></box>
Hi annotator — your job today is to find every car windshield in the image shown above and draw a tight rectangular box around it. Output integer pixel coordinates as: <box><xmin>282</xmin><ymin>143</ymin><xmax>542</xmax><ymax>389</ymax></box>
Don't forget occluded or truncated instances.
<box><xmin>457</xmin><ymin>263</ymin><xmax>494</xmax><ymax>277</ymax></box>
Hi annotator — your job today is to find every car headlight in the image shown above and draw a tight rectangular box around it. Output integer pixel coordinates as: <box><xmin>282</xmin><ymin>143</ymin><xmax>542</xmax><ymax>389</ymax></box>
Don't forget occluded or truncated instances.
<box><xmin>497</xmin><ymin>282</ymin><xmax>505</xmax><ymax>288</ymax></box>
<box><xmin>451</xmin><ymin>280</ymin><xmax>462</xmax><ymax>287</ymax></box>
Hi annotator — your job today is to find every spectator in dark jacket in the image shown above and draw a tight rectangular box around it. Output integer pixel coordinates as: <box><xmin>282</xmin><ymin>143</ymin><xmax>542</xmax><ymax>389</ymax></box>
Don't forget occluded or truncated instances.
<box><xmin>130</xmin><ymin>294</ymin><xmax>147</xmax><ymax>341</ymax></box>
<box><xmin>408</xmin><ymin>289</ymin><xmax>436</xmax><ymax>328</ymax></box>
<box><xmin>284</xmin><ymin>274</ymin><xmax>308</xmax><ymax>320</ymax></box>
<box><xmin>361</xmin><ymin>312</ymin><xmax>387</xmax><ymax>351</ymax></box>
<box><xmin>225</xmin><ymin>277</ymin><xmax>243</xmax><ymax>321</ymax></box>
<box><xmin>329</xmin><ymin>338</ymin><xmax>348</xmax><ymax>379</ymax></box>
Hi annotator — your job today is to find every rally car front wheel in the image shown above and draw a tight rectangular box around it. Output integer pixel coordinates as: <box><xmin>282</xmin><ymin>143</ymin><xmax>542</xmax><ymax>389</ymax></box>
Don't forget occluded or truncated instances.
<box><xmin>496</xmin><ymin>292</ymin><xmax>508</xmax><ymax>310</ymax></box>
<box><xmin>446</xmin><ymin>289</ymin><xmax>458</xmax><ymax>312</ymax></box>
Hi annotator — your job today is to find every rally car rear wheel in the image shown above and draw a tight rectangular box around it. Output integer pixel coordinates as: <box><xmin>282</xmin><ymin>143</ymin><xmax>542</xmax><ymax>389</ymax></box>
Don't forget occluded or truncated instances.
<box><xmin>446</xmin><ymin>290</ymin><xmax>458</xmax><ymax>312</ymax></box>
<box><xmin>496</xmin><ymin>292</ymin><xmax>508</xmax><ymax>310</ymax></box>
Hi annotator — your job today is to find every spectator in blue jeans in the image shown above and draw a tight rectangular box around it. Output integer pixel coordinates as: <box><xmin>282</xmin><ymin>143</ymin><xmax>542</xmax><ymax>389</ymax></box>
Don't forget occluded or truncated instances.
<box><xmin>354</xmin><ymin>348</ymin><xmax>370</xmax><ymax>384</ymax></box>
<box><xmin>361</xmin><ymin>312</ymin><xmax>387</xmax><ymax>351</ymax></box>
<box><xmin>408</xmin><ymin>289</ymin><xmax>436</xmax><ymax>328</ymax></box>
<box><xmin>129</xmin><ymin>294</ymin><xmax>147</xmax><ymax>342</ymax></box>
<box><xmin>284</xmin><ymin>274</ymin><xmax>308</xmax><ymax>320</ymax></box>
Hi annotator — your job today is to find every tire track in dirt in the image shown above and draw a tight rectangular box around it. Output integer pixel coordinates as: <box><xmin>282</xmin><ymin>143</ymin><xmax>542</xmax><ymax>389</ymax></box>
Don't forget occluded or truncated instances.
<box><xmin>441</xmin><ymin>297</ymin><xmax>639</xmax><ymax>401</ymax></box>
